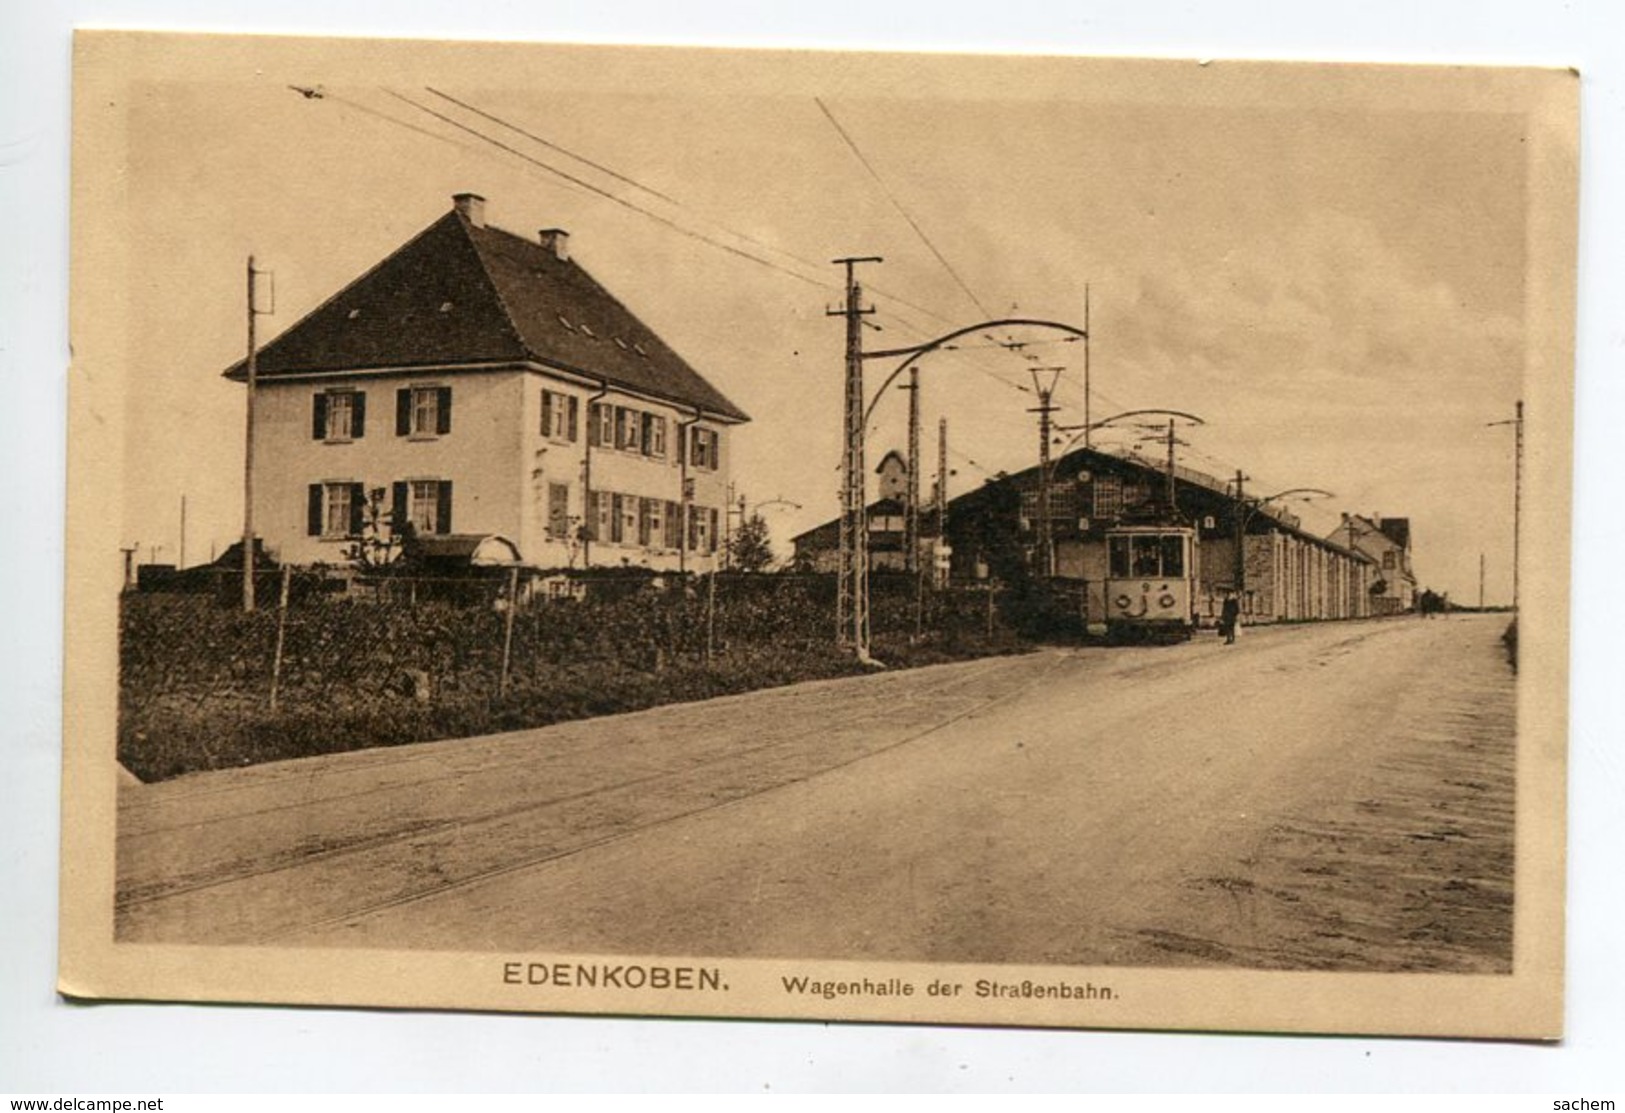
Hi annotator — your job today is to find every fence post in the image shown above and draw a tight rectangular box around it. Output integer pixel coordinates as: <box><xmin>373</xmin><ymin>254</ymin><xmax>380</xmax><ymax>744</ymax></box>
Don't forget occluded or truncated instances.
<box><xmin>705</xmin><ymin>571</ymin><xmax>717</xmax><ymax>663</ymax></box>
<box><xmin>269</xmin><ymin>564</ymin><xmax>292</xmax><ymax>712</ymax></box>
<box><xmin>499</xmin><ymin>565</ymin><xmax>520</xmax><ymax>696</ymax></box>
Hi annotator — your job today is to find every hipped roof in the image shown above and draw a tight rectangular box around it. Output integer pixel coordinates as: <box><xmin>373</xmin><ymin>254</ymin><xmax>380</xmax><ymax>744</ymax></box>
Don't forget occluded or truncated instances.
<box><xmin>224</xmin><ymin>205</ymin><xmax>748</xmax><ymax>423</ymax></box>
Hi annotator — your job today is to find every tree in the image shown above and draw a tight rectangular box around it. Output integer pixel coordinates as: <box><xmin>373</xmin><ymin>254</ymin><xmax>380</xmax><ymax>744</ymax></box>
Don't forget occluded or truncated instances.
<box><xmin>342</xmin><ymin>487</ymin><xmax>420</xmax><ymax>574</ymax></box>
<box><xmin>727</xmin><ymin>512</ymin><xmax>775</xmax><ymax>572</ymax></box>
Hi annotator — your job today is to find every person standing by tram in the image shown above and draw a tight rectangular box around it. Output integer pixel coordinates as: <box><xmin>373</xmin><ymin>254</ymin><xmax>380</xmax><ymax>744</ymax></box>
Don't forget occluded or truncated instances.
<box><xmin>1219</xmin><ymin>589</ymin><xmax>1241</xmax><ymax>645</ymax></box>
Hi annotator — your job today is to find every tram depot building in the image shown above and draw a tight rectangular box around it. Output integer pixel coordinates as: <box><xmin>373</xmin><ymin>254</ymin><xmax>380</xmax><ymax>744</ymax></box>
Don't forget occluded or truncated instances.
<box><xmin>795</xmin><ymin>446</ymin><xmax>1409</xmax><ymax>630</ymax></box>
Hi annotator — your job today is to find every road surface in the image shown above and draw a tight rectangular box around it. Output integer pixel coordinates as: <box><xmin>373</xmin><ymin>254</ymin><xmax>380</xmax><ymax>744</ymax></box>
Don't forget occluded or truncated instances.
<box><xmin>117</xmin><ymin>614</ymin><xmax>1516</xmax><ymax>971</ymax></box>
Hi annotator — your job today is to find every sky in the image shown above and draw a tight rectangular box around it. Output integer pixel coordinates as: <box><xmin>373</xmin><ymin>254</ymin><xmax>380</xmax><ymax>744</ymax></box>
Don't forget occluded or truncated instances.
<box><xmin>104</xmin><ymin>37</ymin><xmax>1551</xmax><ymax>603</ymax></box>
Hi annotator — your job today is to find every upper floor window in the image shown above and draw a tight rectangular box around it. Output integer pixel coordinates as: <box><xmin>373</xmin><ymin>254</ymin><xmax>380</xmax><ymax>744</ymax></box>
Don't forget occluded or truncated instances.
<box><xmin>690</xmin><ymin>427</ymin><xmax>720</xmax><ymax>471</ymax></box>
<box><xmin>312</xmin><ymin>390</ymin><xmax>366</xmax><ymax>442</ymax></box>
<box><xmin>396</xmin><ymin>385</ymin><xmax>452</xmax><ymax>438</ymax></box>
<box><xmin>541</xmin><ymin>389</ymin><xmax>579</xmax><ymax>443</ymax></box>
<box><xmin>614</xmin><ymin>406</ymin><xmax>643</xmax><ymax>453</ymax></box>
<box><xmin>643</xmin><ymin>413</ymin><xmax>668</xmax><ymax>459</ymax></box>
<box><xmin>1383</xmin><ymin>551</ymin><xmax>1397</xmax><ymax>570</ymax></box>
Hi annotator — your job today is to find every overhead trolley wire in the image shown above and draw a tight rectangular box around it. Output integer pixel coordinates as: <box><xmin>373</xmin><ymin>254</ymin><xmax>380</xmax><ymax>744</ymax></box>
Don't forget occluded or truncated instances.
<box><xmin>426</xmin><ymin>87</ymin><xmax>681</xmax><ymax>206</ymax></box>
<box><xmin>384</xmin><ymin>89</ymin><xmax>832</xmax><ymax>291</ymax></box>
<box><xmin>814</xmin><ymin>97</ymin><xmax>995</xmax><ymax>321</ymax></box>
<box><xmin>296</xmin><ymin>84</ymin><xmax>1048</xmax><ymax>400</ymax></box>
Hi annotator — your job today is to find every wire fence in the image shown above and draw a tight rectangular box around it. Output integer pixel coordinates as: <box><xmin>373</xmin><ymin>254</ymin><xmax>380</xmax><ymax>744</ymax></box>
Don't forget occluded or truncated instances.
<box><xmin>118</xmin><ymin>567</ymin><xmax>1033</xmax><ymax>781</ymax></box>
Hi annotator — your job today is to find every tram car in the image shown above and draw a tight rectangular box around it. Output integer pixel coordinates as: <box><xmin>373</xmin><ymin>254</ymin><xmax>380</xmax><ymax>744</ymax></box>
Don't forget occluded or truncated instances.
<box><xmin>1103</xmin><ymin>524</ymin><xmax>1199</xmax><ymax>642</ymax></box>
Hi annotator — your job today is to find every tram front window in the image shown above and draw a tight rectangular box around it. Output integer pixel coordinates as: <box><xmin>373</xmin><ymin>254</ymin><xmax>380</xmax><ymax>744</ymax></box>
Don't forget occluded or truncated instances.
<box><xmin>1160</xmin><ymin>535</ymin><xmax>1185</xmax><ymax>577</ymax></box>
<box><xmin>1132</xmin><ymin>536</ymin><xmax>1162</xmax><ymax>577</ymax></box>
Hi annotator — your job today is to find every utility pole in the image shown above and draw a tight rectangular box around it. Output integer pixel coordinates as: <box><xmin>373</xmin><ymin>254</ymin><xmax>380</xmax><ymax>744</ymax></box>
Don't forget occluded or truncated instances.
<box><xmin>902</xmin><ymin>366</ymin><xmax>921</xmax><ymax>574</ymax></box>
<box><xmin>1513</xmin><ymin>400</ymin><xmax>1523</xmax><ymax>613</ymax></box>
<box><xmin>1164</xmin><ymin>418</ymin><xmax>1179</xmax><ymax>514</ymax></box>
<box><xmin>1082</xmin><ymin>284</ymin><xmax>1092</xmax><ymax>450</ymax></box>
<box><xmin>1488</xmin><ymin>399</ymin><xmax>1523</xmax><ymax>611</ymax></box>
<box><xmin>241</xmin><ymin>256</ymin><xmax>269</xmax><ymax>612</ymax></box>
<box><xmin>1479</xmin><ymin>551</ymin><xmax>1486</xmax><ymax>610</ymax></box>
<box><xmin>1027</xmin><ymin>366</ymin><xmax>1064</xmax><ymax>578</ymax></box>
<box><xmin>936</xmin><ymin>418</ymin><xmax>949</xmax><ymax>586</ymax></box>
<box><xmin>1233</xmin><ymin>469</ymin><xmax>1248</xmax><ymax>593</ymax></box>
<box><xmin>830</xmin><ymin>256</ymin><xmax>881</xmax><ymax>656</ymax></box>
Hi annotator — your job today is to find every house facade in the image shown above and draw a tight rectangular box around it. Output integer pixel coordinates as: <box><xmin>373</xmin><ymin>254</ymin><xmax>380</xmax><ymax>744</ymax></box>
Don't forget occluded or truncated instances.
<box><xmin>227</xmin><ymin>194</ymin><xmax>748</xmax><ymax>573</ymax></box>
<box><xmin>1332</xmin><ymin>514</ymin><xmax>1417</xmax><ymax>614</ymax></box>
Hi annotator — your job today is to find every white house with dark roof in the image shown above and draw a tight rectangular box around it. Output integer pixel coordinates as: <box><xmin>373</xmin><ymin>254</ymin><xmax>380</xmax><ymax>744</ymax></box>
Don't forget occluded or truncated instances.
<box><xmin>225</xmin><ymin>194</ymin><xmax>749</xmax><ymax>572</ymax></box>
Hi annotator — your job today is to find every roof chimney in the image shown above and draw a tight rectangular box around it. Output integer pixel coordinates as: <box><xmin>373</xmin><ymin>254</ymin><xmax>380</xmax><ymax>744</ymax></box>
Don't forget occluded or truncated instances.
<box><xmin>540</xmin><ymin>228</ymin><xmax>570</xmax><ymax>261</ymax></box>
<box><xmin>452</xmin><ymin>193</ymin><xmax>486</xmax><ymax>228</ymax></box>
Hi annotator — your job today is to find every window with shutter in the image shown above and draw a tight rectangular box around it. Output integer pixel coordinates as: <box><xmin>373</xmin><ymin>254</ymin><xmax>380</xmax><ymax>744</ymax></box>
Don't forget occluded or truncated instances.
<box><xmin>621</xmin><ymin>495</ymin><xmax>639</xmax><ymax>545</ymax></box>
<box><xmin>311</xmin><ymin>482</ymin><xmax>358</xmax><ymax>538</ymax></box>
<box><xmin>408</xmin><ymin>480</ymin><xmax>442</xmax><ymax>533</ymax></box>
<box><xmin>436</xmin><ymin>480</ymin><xmax>453</xmax><ymax>534</ymax></box>
<box><xmin>643</xmin><ymin>414</ymin><xmax>667</xmax><ymax>458</ymax></box>
<box><xmin>402</xmin><ymin>386</ymin><xmax>449</xmax><ymax>437</ymax></box>
<box><xmin>541</xmin><ymin>389</ymin><xmax>578</xmax><ymax>443</ymax></box>
<box><xmin>547</xmin><ymin>482</ymin><xmax>570</xmax><ymax>540</ymax></box>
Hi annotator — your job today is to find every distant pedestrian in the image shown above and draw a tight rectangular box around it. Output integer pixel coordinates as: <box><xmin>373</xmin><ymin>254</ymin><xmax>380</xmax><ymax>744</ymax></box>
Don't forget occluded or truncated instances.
<box><xmin>1219</xmin><ymin>590</ymin><xmax>1240</xmax><ymax>645</ymax></box>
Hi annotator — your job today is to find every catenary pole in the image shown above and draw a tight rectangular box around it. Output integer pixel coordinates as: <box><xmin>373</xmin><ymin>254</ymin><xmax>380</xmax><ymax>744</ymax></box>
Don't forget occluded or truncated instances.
<box><xmin>242</xmin><ymin>256</ymin><xmax>259</xmax><ymax>612</ymax></box>
<box><xmin>830</xmin><ymin>256</ymin><xmax>880</xmax><ymax>657</ymax></box>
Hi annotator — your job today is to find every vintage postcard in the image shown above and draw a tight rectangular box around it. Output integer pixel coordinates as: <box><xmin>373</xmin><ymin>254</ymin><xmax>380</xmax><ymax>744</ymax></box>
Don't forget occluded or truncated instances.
<box><xmin>61</xmin><ymin>30</ymin><xmax>1577</xmax><ymax>1037</ymax></box>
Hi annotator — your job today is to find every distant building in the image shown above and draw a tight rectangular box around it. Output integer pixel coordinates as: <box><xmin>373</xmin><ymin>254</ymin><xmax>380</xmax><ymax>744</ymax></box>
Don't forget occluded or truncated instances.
<box><xmin>1333</xmin><ymin>515</ymin><xmax>1417</xmax><ymax>614</ymax></box>
<box><xmin>225</xmin><ymin>194</ymin><xmax>748</xmax><ymax>573</ymax></box>
<box><xmin>790</xmin><ymin>449</ymin><xmax>937</xmax><ymax>573</ymax></box>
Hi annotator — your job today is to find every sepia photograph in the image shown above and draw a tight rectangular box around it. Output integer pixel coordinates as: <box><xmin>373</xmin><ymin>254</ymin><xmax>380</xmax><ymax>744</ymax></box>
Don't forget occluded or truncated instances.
<box><xmin>59</xmin><ymin>29</ymin><xmax>1575</xmax><ymax>1039</ymax></box>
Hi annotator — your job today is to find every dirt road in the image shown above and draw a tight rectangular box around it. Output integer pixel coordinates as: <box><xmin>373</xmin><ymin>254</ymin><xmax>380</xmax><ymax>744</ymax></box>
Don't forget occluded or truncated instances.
<box><xmin>117</xmin><ymin>614</ymin><xmax>1515</xmax><ymax>971</ymax></box>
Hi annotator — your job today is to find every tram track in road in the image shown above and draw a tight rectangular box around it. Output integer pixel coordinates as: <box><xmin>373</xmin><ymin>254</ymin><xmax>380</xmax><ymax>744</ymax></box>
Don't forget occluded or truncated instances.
<box><xmin>117</xmin><ymin>650</ymin><xmax>1070</xmax><ymax>943</ymax></box>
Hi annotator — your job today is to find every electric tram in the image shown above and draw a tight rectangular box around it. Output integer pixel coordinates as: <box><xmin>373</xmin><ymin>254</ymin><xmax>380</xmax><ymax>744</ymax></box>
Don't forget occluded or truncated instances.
<box><xmin>1103</xmin><ymin>524</ymin><xmax>1199</xmax><ymax>642</ymax></box>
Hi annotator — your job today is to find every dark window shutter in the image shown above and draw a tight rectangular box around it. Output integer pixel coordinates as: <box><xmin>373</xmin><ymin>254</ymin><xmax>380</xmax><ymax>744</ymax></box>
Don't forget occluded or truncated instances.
<box><xmin>308</xmin><ymin>484</ymin><xmax>324</xmax><ymax>536</ymax></box>
<box><xmin>567</xmin><ymin>396</ymin><xmax>579</xmax><ymax>442</ymax></box>
<box><xmin>541</xmin><ymin>391</ymin><xmax>553</xmax><ymax>436</ymax></box>
<box><xmin>392</xmin><ymin>481</ymin><xmax>408</xmax><ymax>531</ymax></box>
<box><xmin>709</xmin><ymin>507</ymin><xmax>720</xmax><ymax>553</ymax></box>
<box><xmin>587</xmin><ymin>404</ymin><xmax>601</xmax><ymax>447</ymax></box>
<box><xmin>436</xmin><ymin>387</ymin><xmax>453</xmax><ymax>435</ymax></box>
<box><xmin>436</xmin><ymin>480</ymin><xmax>453</xmax><ymax>534</ymax></box>
<box><xmin>312</xmin><ymin>393</ymin><xmax>328</xmax><ymax>440</ymax></box>
<box><xmin>352</xmin><ymin>392</ymin><xmax>366</xmax><ymax>438</ymax></box>
<box><xmin>349</xmin><ymin>483</ymin><xmax>366</xmax><ymax>535</ymax></box>
<box><xmin>396</xmin><ymin>389</ymin><xmax>411</xmax><ymax>436</ymax></box>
